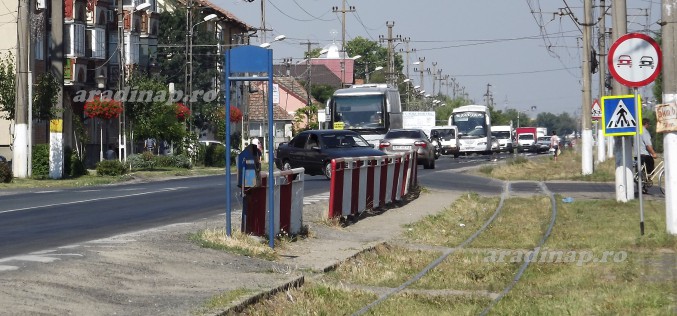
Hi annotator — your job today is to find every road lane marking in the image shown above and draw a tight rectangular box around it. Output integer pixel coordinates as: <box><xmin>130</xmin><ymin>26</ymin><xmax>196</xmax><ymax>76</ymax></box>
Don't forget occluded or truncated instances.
<box><xmin>0</xmin><ymin>187</ymin><xmax>183</xmax><ymax>215</ymax></box>
<box><xmin>34</xmin><ymin>190</ymin><xmax>62</xmax><ymax>194</ymax></box>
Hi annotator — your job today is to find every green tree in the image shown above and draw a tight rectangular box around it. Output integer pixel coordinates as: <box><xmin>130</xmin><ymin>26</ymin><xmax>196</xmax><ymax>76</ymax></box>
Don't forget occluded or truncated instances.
<box><xmin>32</xmin><ymin>73</ymin><xmax>60</xmax><ymax>121</ymax></box>
<box><xmin>126</xmin><ymin>72</ymin><xmax>186</xmax><ymax>145</ymax></box>
<box><xmin>157</xmin><ymin>9</ymin><xmax>219</xmax><ymax>126</ymax></box>
<box><xmin>310</xmin><ymin>84</ymin><xmax>335</xmax><ymax>104</ymax></box>
<box><xmin>345</xmin><ymin>37</ymin><xmax>403</xmax><ymax>83</ymax></box>
<box><xmin>304</xmin><ymin>47</ymin><xmax>323</xmax><ymax>59</ymax></box>
<box><xmin>0</xmin><ymin>53</ymin><xmax>16</xmax><ymax>120</ymax></box>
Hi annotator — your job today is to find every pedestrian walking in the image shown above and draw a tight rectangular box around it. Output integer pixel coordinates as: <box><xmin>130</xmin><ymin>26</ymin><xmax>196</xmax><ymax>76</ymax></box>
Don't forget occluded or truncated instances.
<box><xmin>550</xmin><ymin>131</ymin><xmax>560</xmax><ymax>162</ymax></box>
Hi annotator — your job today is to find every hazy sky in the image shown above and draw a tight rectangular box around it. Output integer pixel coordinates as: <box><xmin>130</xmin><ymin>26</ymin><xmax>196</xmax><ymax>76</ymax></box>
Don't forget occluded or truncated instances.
<box><xmin>215</xmin><ymin>0</ymin><xmax>661</xmax><ymax>116</ymax></box>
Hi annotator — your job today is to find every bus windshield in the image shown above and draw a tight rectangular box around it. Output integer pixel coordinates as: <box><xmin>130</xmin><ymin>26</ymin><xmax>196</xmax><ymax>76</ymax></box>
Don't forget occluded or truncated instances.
<box><xmin>452</xmin><ymin>112</ymin><xmax>487</xmax><ymax>138</ymax></box>
<box><xmin>333</xmin><ymin>95</ymin><xmax>386</xmax><ymax>131</ymax></box>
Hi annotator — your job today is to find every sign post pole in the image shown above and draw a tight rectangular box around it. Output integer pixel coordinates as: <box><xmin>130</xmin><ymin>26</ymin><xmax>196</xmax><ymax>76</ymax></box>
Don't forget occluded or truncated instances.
<box><xmin>634</xmin><ymin>88</ymin><xmax>644</xmax><ymax>235</ymax></box>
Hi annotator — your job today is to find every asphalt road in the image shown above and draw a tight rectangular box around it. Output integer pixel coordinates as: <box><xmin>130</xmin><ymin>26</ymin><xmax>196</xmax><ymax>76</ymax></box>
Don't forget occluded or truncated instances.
<box><xmin>0</xmin><ymin>152</ymin><xmax>537</xmax><ymax>259</ymax></box>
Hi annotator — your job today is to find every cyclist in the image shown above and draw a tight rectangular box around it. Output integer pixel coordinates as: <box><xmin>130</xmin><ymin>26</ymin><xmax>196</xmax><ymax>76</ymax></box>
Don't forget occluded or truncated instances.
<box><xmin>638</xmin><ymin>118</ymin><xmax>658</xmax><ymax>175</ymax></box>
<box><xmin>636</xmin><ymin>119</ymin><xmax>658</xmax><ymax>194</ymax></box>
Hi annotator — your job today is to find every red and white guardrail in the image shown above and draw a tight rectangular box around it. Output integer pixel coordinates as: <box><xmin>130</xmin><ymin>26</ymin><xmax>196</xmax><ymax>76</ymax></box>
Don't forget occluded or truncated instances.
<box><xmin>242</xmin><ymin>168</ymin><xmax>305</xmax><ymax>236</ymax></box>
<box><xmin>328</xmin><ymin>151</ymin><xmax>417</xmax><ymax>218</ymax></box>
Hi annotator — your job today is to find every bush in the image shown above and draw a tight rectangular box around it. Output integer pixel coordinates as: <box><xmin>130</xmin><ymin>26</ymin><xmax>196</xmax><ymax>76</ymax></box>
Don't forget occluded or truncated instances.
<box><xmin>205</xmin><ymin>144</ymin><xmax>226</xmax><ymax>167</ymax></box>
<box><xmin>0</xmin><ymin>162</ymin><xmax>12</xmax><ymax>183</ymax></box>
<box><xmin>154</xmin><ymin>155</ymin><xmax>174</xmax><ymax>168</ymax></box>
<box><xmin>32</xmin><ymin>144</ymin><xmax>50</xmax><ymax>178</ymax></box>
<box><xmin>128</xmin><ymin>153</ymin><xmax>156</xmax><ymax>170</ymax></box>
<box><xmin>96</xmin><ymin>160</ymin><xmax>127</xmax><ymax>176</ymax></box>
<box><xmin>171</xmin><ymin>154</ymin><xmax>192</xmax><ymax>169</ymax></box>
<box><xmin>69</xmin><ymin>151</ymin><xmax>88</xmax><ymax>177</ymax></box>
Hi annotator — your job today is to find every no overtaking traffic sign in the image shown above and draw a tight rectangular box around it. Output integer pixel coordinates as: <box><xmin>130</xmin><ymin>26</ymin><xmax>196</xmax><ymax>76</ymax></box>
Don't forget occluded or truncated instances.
<box><xmin>607</xmin><ymin>33</ymin><xmax>662</xmax><ymax>88</ymax></box>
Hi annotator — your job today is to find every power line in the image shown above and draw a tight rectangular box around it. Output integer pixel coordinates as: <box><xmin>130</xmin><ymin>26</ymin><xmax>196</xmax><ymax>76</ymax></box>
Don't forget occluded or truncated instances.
<box><xmin>454</xmin><ymin>66</ymin><xmax>578</xmax><ymax>77</ymax></box>
<box><xmin>291</xmin><ymin>0</ymin><xmax>334</xmax><ymax>21</ymax></box>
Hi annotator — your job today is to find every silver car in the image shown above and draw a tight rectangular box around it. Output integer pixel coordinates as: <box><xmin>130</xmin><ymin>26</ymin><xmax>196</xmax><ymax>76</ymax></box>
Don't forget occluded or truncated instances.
<box><xmin>379</xmin><ymin>129</ymin><xmax>435</xmax><ymax>169</ymax></box>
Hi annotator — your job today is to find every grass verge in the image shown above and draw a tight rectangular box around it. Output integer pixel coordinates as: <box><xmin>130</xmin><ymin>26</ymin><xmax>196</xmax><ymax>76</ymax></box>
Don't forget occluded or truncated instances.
<box><xmin>196</xmin><ymin>288</ymin><xmax>256</xmax><ymax>316</ymax></box>
<box><xmin>189</xmin><ymin>228</ymin><xmax>279</xmax><ymax>261</ymax></box>
<box><xmin>479</xmin><ymin>149</ymin><xmax>616</xmax><ymax>182</ymax></box>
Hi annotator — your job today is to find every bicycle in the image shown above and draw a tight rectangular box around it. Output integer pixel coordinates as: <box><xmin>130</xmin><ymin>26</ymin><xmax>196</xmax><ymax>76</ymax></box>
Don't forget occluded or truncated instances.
<box><xmin>634</xmin><ymin>158</ymin><xmax>665</xmax><ymax>195</ymax></box>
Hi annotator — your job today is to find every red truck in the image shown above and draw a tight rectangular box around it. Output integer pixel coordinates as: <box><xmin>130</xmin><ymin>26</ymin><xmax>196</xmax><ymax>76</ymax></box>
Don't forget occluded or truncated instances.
<box><xmin>515</xmin><ymin>127</ymin><xmax>538</xmax><ymax>153</ymax></box>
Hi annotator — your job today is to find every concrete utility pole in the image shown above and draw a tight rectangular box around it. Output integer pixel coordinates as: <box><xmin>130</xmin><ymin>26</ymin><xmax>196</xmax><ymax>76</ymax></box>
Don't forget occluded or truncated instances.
<box><xmin>379</xmin><ymin>21</ymin><xmax>401</xmax><ymax>86</ymax></box>
<box><xmin>484</xmin><ymin>83</ymin><xmax>493</xmax><ymax>108</ymax></box>
<box><xmin>597</xmin><ymin>0</ymin><xmax>607</xmax><ymax>164</ymax></box>
<box><xmin>300</xmin><ymin>41</ymin><xmax>318</xmax><ymax>106</ymax></box>
<box><xmin>414</xmin><ymin>57</ymin><xmax>426</xmax><ymax>93</ymax></box>
<box><xmin>185</xmin><ymin>0</ymin><xmax>192</xmax><ymax>132</ymax></box>
<box><xmin>581</xmin><ymin>0</ymin><xmax>594</xmax><ymax>176</ymax></box>
<box><xmin>13</xmin><ymin>0</ymin><xmax>29</xmax><ymax>178</ymax></box>
<box><xmin>429</xmin><ymin>62</ymin><xmax>437</xmax><ymax>96</ymax></box>
<box><xmin>612</xmin><ymin>0</ymin><xmax>634</xmax><ymax>201</ymax></box>
<box><xmin>662</xmin><ymin>0</ymin><xmax>677</xmax><ymax>235</ymax></box>
<box><xmin>332</xmin><ymin>1</ymin><xmax>355</xmax><ymax>87</ymax></box>
<box><xmin>399</xmin><ymin>37</ymin><xmax>412</xmax><ymax>107</ymax></box>
<box><xmin>49</xmin><ymin>0</ymin><xmax>64</xmax><ymax>178</ymax></box>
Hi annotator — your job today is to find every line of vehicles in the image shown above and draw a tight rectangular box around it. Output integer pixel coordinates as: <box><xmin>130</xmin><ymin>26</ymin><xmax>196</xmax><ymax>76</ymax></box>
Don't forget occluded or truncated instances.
<box><xmin>275</xmin><ymin>83</ymin><xmax>557</xmax><ymax>179</ymax></box>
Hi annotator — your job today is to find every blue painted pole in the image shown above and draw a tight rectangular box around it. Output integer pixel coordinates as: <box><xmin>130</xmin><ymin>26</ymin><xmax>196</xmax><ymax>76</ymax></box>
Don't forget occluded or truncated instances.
<box><xmin>267</xmin><ymin>49</ymin><xmax>275</xmax><ymax>249</ymax></box>
<box><xmin>225</xmin><ymin>51</ymin><xmax>232</xmax><ymax>237</ymax></box>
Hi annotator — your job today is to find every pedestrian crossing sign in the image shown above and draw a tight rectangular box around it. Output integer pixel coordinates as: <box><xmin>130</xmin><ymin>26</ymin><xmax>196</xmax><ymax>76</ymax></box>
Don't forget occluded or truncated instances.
<box><xmin>601</xmin><ymin>94</ymin><xmax>642</xmax><ymax>136</ymax></box>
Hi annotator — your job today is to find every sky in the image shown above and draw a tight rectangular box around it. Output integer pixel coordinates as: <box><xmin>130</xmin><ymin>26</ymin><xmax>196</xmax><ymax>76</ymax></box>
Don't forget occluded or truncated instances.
<box><xmin>214</xmin><ymin>0</ymin><xmax>662</xmax><ymax>117</ymax></box>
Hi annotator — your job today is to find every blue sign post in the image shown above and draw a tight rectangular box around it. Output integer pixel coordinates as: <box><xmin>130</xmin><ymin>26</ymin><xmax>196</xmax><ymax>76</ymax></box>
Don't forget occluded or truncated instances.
<box><xmin>601</xmin><ymin>94</ymin><xmax>642</xmax><ymax>137</ymax></box>
<box><xmin>224</xmin><ymin>46</ymin><xmax>276</xmax><ymax>248</ymax></box>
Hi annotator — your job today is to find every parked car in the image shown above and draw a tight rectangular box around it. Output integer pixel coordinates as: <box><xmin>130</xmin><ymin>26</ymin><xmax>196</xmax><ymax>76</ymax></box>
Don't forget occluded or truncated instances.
<box><xmin>536</xmin><ymin>136</ymin><xmax>551</xmax><ymax>153</ymax></box>
<box><xmin>379</xmin><ymin>129</ymin><xmax>435</xmax><ymax>169</ymax></box>
<box><xmin>430</xmin><ymin>126</ymin><xmax>460</xmax><ymax>158</ymax></box>
<box><xmin>274</xmin><ymin>130</ymin><xmax>385</xmax><ymax>179</ymax></box>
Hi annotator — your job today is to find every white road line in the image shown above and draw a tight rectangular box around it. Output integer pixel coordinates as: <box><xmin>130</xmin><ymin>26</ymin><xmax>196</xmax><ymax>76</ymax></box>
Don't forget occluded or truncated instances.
<box><xmin>78</xmin><ymin>189</ymin><xmax>101</xmax><ymax>192</ymax></box>
<box><xmin>0</xmin><ymin>187</ymin><xmax>183</xmax><ymax>215</ymax></box>
<box><xmin>33</xmin><ymin>190</ymin><xmax>62</xmax><ymax>194</ymax></box>
<box><xmin>0</xmin><ymin>265</ymin><xmax>18</xmax><ymax>272</ymax></box>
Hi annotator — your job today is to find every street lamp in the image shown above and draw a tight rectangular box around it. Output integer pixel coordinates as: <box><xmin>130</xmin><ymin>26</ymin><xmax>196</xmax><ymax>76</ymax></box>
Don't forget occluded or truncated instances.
<box><xmin>259</xmin><ymin>34</ymin><xmax>286</xmax><ymax>48</ymax></box>
<box><xmin>188</xmin><ymin>13</ymin><xmax>218</xmax><ymax>133</ymax></box>
<box><xmin>365</xmin><ymin>66</ymin><xmax>383</xmax><ymax>83</ymax></box>
<box><xmin>96</xmin><ymin>74</ymin><xmax>106</xmax><ymax>161</ymax></box>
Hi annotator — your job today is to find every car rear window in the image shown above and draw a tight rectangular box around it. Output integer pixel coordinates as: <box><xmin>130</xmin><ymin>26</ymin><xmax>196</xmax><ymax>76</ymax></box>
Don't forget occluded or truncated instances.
<box><xmin>386</xmin><ymin>130</ymin><xmax>421</xmax><ymax>139</ymax></box>
<box><xmin>321</xmin><ymin>133</ymin><xmax>370</xmax><ymax>148</ymax></box>
<box><xmin>431</xmin><ymin>129</ymin><xmax>455</xmax><ymax>138</ymax></box>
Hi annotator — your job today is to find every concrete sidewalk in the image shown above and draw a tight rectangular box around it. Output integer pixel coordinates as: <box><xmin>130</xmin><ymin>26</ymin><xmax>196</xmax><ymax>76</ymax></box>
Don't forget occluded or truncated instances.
<box><xmin>0</xmin><ymin>187</ymin><xmax>464</xmax><ymax>315</ymax></box>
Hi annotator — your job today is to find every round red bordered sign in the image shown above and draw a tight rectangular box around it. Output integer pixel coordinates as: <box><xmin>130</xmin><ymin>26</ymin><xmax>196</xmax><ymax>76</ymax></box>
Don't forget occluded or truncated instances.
<box><xmin>607</xmin><ymin>33</ymin><xmax>662</xmax><ymax>88</ymax></box>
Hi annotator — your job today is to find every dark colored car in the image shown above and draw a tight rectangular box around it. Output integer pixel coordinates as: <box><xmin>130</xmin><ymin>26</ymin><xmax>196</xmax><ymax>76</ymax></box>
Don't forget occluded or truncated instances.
<box><xmin>379</xmin><ymin>129</ymin><xmax>435</xmax><ymax>169</ymax></box>
<box><xmin>275</xmin><ymin>130</ymin><xmax>385</xmax><ymax>179</ymax></box>
<box><xmin>536</xmin><ymin>136</ymin><xmax>551</xmax><ymax>153</ymax></box>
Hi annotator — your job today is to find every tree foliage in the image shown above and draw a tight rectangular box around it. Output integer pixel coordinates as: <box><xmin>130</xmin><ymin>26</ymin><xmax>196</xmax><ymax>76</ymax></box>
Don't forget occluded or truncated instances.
<box><xmin>345</xmin><ymin>37</ymin><xmax>403</xmax><ymax>83</ymax></box>
<box><xmin>0</xmin><ymin>53</ymin><xmax>16</xmax><ymax>120</ymax></box>
<box><xmin>32</xmin><ymin>73</ymin><xmax>60</xmax><ymax>121</ymax></box>
<box><xmin>126</xmin><ymin>72</ymin><xmax>186</xmax><ymax>143</ymax></box>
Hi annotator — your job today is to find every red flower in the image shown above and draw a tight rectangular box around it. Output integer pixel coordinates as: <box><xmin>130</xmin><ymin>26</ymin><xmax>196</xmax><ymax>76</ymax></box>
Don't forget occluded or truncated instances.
<box><xmin>175</xmin><ymin>102</ymin><xmax>191</xmax><ymax>121</ymax></box>
<box><xmin>229</xmin><ymin>106</ymin><xmax>243</xmax><ymax>123</ymax></box>
<box><xmin>84</xmin><ymin>96</ymin><xmax>123</xmax><ymax>120</ymax></box>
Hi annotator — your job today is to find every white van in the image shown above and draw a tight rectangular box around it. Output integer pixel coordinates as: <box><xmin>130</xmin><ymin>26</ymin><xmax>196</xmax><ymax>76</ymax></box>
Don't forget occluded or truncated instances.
<box><xmin>430</xmin><ymin>126</ymin><xmax>460</xmax><ymax>158</ymax></box>
<box><xmin>491</xmin><ymin>125</ymin><xmax>515</xmax><ymax>153</ymax></box>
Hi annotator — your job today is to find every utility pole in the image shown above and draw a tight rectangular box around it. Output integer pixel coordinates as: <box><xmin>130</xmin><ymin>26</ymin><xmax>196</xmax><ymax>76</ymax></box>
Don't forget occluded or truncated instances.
<box><xmin>597</xmin><ymin>0</ymin><xmax>608</xmax><ymax>163</ymax></box>
<box><xmin>662</xmin><ymin>0</ymin><xmax>677</xmax><ymax>234</ymax></box>
<box><xmin>581</xmin><ymin>0</ymin><xmax>594</xmax><ymax>176</ymax></box>
<box><xmin>484</xmin><ymin>83</ymin><xmax>493</xmax><ymax>108</ymax></box>
<box><xmin>612</xmin><ymin>0</ymin><xmax>634</xmax><ymax>201</ymax></box>
<box><xmin>429</xmin><ymin>62</ymin><xmax>437</xmax><ymax>96</ymax></box>
<box><xmin>49</xmin><ymin>0</ymin><xmax>64</xmax><ymax>178</ymax></box>
<box><xmin>13</xmin><ymin>0</ymin><xmax>29</xmax><ymax>178</ymax></box>
<box><xmin>300</xmin><ymin>41</ymin><xmax>318</xmax><ymax>106</ymax></box>
<box><xmin>185</xmin><ymin>0</ymin><xmax>192</xmax><ymax>133</ymax></box>
<box><xmin>399</xmin><ymin>37</ymin><xmax>413</xmax><ymax>107</ymax></box>
<box><xmin>332</xmin><ymin>2</ymin><xmax>355</xmax><ymax>87</ymax></box>
<box><xmin>260</xmin><ymin>0</ymin><xmax>267</xmax><ymax>42</ymax></box>
<box><xmin>414</xmin><ymin>57</ymin><xmax>426</xmax><ymax>93</ymax></box>
<box><xmin>379</xmin><ymin>21</ymin><xmax>401</xmax><ymax>86</ymax></box>
<box><xmin>435</xmin><ymin>70</ymin><xmax>444</xmax><ymax>98</ymax></box>
<box><xmin>119</xmin><ymin>0</ymin><xmax>127</xmax><ymax>161</ymax></box>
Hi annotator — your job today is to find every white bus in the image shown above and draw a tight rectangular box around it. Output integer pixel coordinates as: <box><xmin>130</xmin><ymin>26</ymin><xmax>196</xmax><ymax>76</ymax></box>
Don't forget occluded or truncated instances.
<box><xmin>327</xmin><ymin>84</ymin><xmax>403</xmax><ymax>147</ymax></box>
<box><xmin>448</xmin><ymin>105</ymin><xmax>493</xmax><ymax>155</ymax></box>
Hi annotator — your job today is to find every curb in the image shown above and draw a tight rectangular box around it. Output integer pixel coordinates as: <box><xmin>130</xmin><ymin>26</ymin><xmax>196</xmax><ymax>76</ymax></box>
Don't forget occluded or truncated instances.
<box><xmin>217</xmin><ymin>276</ymin><xmax>305</xmax><ymax>315</ymax></box>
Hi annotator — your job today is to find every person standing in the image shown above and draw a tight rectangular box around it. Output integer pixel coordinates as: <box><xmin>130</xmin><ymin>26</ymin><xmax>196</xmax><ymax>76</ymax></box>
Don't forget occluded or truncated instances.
<box><xmin>550</xmin><ymin>130</ymin><xmax>560</xmax><ymax>161</ymax></box>
<box><xmin>106</xmin><ymin>145</ymin><xmax>116</xmax><ymax>160</ymax></box>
